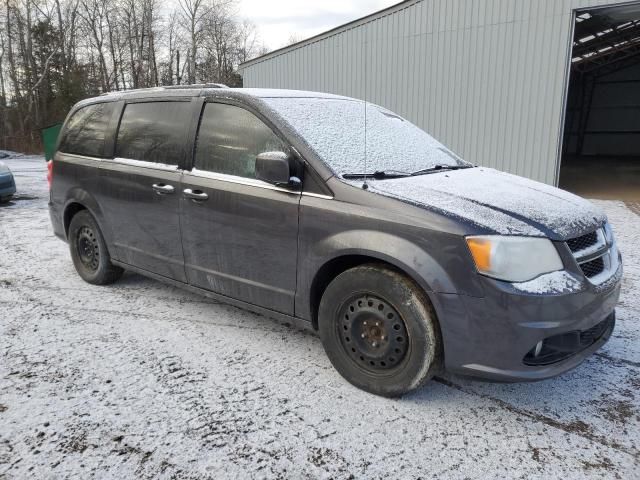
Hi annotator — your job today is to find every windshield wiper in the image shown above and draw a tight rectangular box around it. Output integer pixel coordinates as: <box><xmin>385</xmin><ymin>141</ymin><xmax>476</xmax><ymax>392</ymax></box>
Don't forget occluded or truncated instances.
<box><xmin>411</xmin><ymin>164</ymin><xmax>474</xmax><ymax>176</ymax></box>
<box><xmin>342</xmin><ymin>170</ymin><xmax>412</xmax><ymax>180</ymax></box>
<box><xmin>342</xmin><ymin>165</ymin><xmax>474</xmax><ymax>180</ymax></box>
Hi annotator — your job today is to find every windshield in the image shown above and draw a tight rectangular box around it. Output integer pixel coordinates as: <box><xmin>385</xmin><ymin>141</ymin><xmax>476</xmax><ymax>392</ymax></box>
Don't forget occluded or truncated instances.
<box><xmin>263</xmin><ymin>97</ymin><xmax>470</xmax><ymax>177</ymax></box>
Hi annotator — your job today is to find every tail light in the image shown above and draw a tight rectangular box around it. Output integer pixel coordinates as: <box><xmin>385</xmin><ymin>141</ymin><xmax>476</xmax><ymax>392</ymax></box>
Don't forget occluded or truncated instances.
<box><xmin>47</xmin><ymin>160</ymin><xmax>53</xmax><ymax>189</ymax></box>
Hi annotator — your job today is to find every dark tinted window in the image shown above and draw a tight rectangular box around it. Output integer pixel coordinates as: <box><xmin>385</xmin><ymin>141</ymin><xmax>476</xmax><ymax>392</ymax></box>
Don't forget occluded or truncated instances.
<box><xmin>194</xmin><ymin>103</ymin><xmax>287</xmax><ymax>178</ymax></box>
<box><xmin>59</xmin><ymin>102</ymin><xmax>116</xmax><ymax>157</ymax></box>
<box><xmin>116</xmin><ymin>102</ymin><xmax>192</xmax><ymax>165</ymax></box>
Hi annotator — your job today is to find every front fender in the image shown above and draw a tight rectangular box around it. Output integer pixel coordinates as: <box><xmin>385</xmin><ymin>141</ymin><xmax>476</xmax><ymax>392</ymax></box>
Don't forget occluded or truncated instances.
<box><xmin>296</xmin><ymin>229</ymin><xmax>461</xmax><ymax>322</ymax></box>
<box><xmin>329</xmin><ymin>229</ymin><xmax>456</xmax><ymax>293</ymax></box>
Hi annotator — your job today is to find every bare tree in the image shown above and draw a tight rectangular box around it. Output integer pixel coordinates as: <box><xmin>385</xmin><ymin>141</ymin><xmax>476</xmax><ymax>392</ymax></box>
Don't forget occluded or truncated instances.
<box><xmin>285</xmin><ymin>33</ymin><xmax>301</xmax><ymax>46</ymax></box>
<box><xmin>236</xmin><ymin>19</ymin><xmax>259</xmax><ymax>64</ymax></box>
<box><xmin>79</xmin><ymin>0</ymin><xmax>110</xmax><ymax>91</ymax></box>
<box><xmin>0</xmin><ymin>0</ymin><xmax>263</xmax><ymax>152</ymax></box>
<box><xmin>178</xmin><ymin>0</ymin><xmax>209</xmax><ymax>84</ymax></box>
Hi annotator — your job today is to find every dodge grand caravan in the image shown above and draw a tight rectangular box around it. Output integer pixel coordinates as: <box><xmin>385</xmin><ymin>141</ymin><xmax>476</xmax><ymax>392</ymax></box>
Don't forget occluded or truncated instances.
<box><xmin>49</xmin><ymin>86</ymin><xmax>622</xmax><ymax>397</ymax></box>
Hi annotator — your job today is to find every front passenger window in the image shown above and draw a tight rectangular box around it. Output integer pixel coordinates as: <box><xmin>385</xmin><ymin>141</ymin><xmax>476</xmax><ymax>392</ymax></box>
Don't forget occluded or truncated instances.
<box><xmin>194</xmin><ymin>103</ymin><xmax>287</xmax><ymax>179</ymax></box>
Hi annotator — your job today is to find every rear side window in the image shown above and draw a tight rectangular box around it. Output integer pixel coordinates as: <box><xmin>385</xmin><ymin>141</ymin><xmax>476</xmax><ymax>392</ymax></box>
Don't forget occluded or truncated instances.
<box><xmin>194</xmin><ymin>103</ymin><xmax>287</xmax><ymax>179</ymax></box>
<box><xmin>116</xmin><ymin>102</ymin><xmax>192</xmax><ymax>166</ymax></box>
<box><xmin>59</xmin><ymin>102</ymin><xmax>116</xmax><ymax>157</ymax></box>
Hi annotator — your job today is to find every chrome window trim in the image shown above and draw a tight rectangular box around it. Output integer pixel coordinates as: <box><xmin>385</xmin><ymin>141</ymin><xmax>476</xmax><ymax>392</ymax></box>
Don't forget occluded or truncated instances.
<box><xmin>186</xmin><ymin>168</ymin><xmax>300</xmax><ymax>195</ymax></box>
<box><xmin>57</xmin><ymin>152</ymin><xmax>103</xmax><ymax>163</ymax></box>
<box><xmin>112</xmin><ymin>157</ymin><xmax>181</xmax><ymax>172</ymax></box>
<box><xmin>302</xmin><ymin>192</ymin><xmax>333</xmax><ymax>200</ymax></box>
<box><xmin>186</xmin><ymin>169</ymin><xmax>333</xmax><ymax>198</ymax></box>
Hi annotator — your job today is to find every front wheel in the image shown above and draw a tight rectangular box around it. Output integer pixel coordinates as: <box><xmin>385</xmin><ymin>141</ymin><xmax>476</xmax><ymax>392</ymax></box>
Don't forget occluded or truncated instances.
<box><xmin>318</xmin><ymin>265</ymin><xmax>442</xmax><ymax>397</ymax></box>
<box><xmin>68</xmin><ymin>210</ymin><xmax>123</xmax><ymax>285</ymax></box>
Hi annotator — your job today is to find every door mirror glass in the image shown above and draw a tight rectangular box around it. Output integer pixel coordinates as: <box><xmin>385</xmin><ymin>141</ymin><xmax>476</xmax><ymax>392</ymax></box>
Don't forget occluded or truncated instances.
<box><xmin>255</xmin><ymin>151</ymin><xmax>296</xmax><ymax>187</ymax></box>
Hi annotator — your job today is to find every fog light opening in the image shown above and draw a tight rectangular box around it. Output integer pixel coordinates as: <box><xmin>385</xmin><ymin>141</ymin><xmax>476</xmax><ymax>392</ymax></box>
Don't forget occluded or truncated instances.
<box><xmin>534</xmin><ymin>341</ymin><xmax>543</xmax><ymax>358</ymax></box>
<box><xmin>523</xmin><ymin>314</ymin><xmax>615</xmax><ymax>367</ymax></box>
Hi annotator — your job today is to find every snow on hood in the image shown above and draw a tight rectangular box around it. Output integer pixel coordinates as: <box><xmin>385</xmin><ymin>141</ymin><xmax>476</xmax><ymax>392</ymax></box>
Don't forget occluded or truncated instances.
<box><xmin>365</xmin><ymin>168</ymin><xmax>606</xmax><ymax>239</ymax></box>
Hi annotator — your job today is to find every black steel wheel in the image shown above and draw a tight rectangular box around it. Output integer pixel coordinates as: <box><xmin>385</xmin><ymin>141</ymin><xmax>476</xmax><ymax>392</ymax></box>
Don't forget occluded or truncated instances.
<box><xmin>338</xmin><ymin>295</ymin><xmax>409</xmax><ymax>372</ymax></box>
<box><xmin>319</xmin><ymin>264</ymin><xmax>442</xmax><ymax>397</ymax></box>
<box><xmin>68</xmin><ymin>210</ymin><xmax>123</xmax><ymax>285</ymax></box>
<box><xmin>76</xmin><ymin>225</ymin><xmax>100</xmax><ymax>272</ymax></box>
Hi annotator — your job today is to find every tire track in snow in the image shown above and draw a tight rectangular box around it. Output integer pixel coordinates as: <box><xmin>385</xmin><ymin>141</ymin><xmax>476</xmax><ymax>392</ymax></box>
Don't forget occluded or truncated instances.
<box><xmin>434</xmin><ymin>378</ymin><xmax>640</xmax><ymax>462</ymax></box>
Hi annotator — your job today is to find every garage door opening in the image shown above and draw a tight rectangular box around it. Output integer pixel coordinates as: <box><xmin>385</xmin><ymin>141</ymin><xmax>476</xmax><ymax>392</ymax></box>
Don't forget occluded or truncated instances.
<box><xmin>560</xmin><ymin>4</ymin><xmax>640</xmax><ymax>201</ymax></box>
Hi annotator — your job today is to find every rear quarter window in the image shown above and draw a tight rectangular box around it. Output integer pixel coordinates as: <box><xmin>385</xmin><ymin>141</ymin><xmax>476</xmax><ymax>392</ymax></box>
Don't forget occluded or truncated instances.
<box><xmin>59</xmin><ymin>102</ymin><xmax>117</xmax><ymax>158</ymax></box>
<box><xmin>115</xmin><ymin>101</ymin><xmax>192</xmax><ymax>166</ymax></box>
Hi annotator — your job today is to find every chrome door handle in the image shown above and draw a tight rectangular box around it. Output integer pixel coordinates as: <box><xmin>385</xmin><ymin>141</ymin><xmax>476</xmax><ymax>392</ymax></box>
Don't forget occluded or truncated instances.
<box><xmin>152</xmin><ymin>183</ymin><xmax>175</xmax><ymax>194</ymax></box>
<box><xmin>183</xmin><ymin>189</ymin><xmax>209</xmax><ymax>202</ymax></box>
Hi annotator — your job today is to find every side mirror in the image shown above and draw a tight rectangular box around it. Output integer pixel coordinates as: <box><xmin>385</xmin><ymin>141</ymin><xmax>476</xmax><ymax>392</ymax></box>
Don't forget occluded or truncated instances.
<box><xmin>255</xmin><ymin>151</ymin><xmax>300</xmax><ymax>189</ymax></box>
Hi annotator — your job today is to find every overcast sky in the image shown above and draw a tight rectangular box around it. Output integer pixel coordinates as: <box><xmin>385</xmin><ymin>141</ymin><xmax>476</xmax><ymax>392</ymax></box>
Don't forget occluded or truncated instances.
<box><xmin>239</xmin><ymin>0</ymin><xmax>399</xmax><ymax>50</ymax></box>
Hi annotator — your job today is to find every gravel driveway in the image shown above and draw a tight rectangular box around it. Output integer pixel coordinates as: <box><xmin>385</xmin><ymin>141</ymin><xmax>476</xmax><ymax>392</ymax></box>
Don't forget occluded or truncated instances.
<box><xmin>1</xmin><ymin>155</ymin><xmax>638</xmax><ymax>479</ymax></box>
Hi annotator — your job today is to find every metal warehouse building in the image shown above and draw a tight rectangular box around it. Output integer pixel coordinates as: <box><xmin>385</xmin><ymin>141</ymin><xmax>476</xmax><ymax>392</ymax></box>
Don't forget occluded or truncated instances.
<box><xmin>239</xmin><ymin>0</ymin><xmax>640</xmax><ymax>197</ymax></box>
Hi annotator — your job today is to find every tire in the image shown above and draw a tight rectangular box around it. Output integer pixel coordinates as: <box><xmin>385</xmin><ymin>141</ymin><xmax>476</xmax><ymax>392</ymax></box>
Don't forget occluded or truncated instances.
<box><xmin>68</xmin><ymin>210</ymin><xmax>123</xmax><ymax>285</ymax></box>
<box><xmin>318</xmin><ymin>264</ymin><xmax>442</xmax><ymax>397</ymax></box>
<box><xmin>0</xmin><ymin>195</ymin><xmax>11</xmax><ymax>204</ymax></box>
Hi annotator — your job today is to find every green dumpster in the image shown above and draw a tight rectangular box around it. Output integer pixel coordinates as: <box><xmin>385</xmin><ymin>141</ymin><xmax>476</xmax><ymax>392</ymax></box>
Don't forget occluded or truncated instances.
<box><xmin>41</xmin><ymin>123</ymin><xmax>62</xmax><ymax>161</ymax></box>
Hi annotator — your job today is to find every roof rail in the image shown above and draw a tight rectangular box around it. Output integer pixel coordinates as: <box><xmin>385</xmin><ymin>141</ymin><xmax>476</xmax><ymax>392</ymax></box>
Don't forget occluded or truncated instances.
<box><xmin>100</xmin><ymin>83</ymin><xmax>228</xmax><ymax>96</ymax></box>
<box><xmin>100</xmin><ymin>87</ymin><xmax>163</xmax><ymax>96</ymax></box>
<box><xmin>164</xmin><ymin>83</ymin><xmax>229</xmax><ymax>89</ymax></box>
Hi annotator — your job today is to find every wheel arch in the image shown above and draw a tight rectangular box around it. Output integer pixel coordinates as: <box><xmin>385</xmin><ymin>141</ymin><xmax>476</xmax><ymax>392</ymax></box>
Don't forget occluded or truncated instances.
<box><xmin>62</xmin><ymin>189</ymin><xmax>112</xmax><ymax>246</ymax></box>
<box><xmin>308</xmin><ymin>250</ymin><xmax>449</xmax><ymax>331</ymax></box>
<box><xmin>300</xmin><ymin>229</ymin><xmax>458</xmax><ymax>330</ymax></box>
<box><xmin>63</xmin><ymin>202</ymin><xmax>87</xmax><ymax>237</ymax></box>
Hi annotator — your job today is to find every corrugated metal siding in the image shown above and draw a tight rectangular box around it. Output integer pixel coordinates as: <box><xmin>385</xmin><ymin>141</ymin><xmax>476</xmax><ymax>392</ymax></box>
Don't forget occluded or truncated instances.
<box><xmin>239</xmin><ymin>0</ymin><xmax>636</xmax><ymax>185</ymax></box>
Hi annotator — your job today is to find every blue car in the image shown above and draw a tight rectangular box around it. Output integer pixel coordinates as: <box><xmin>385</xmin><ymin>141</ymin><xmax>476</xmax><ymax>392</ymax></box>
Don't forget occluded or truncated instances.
<box><xmin>0</xmin><ymin>161</ymin><xmax>16</xmax><ymax>203</ymax></box>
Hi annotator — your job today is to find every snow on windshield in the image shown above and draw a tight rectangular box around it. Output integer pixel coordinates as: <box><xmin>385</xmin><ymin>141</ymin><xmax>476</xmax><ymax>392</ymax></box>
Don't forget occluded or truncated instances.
<box><xmin>263</xmin><ymin>98</ymin><xmax>469</xmax><ymax>177</ymax></box>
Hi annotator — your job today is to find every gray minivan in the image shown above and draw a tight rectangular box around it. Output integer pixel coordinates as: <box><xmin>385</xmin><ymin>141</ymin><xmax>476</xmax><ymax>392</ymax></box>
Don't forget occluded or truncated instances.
<box><xmin>49</xmin><ymin>86</ymin><xmax>622</xmax><ymax>397</ymax></box>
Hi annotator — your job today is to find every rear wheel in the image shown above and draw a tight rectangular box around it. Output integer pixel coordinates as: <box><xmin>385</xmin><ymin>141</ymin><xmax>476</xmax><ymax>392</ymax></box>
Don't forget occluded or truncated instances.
<box><xmin>68</xmin><ymin>210</ymin><xmax>123</xmax><ymax>285</ymax></box>
<box><xmin>318</xmin><ymin>264</ymin><xmax>442</xmax><ymax>397</ymax></box>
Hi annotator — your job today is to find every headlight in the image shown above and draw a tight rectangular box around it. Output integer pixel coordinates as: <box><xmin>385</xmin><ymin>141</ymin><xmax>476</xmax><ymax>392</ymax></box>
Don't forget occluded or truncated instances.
<box><xmin>466</xmin><ymin>236</ymin><xmax>563</xmax><ymax>283</ymax></box>
<box><xmin>0</xmin><ymin>162</ymin><xmax>9</xmax><ymax>174</ymax></box>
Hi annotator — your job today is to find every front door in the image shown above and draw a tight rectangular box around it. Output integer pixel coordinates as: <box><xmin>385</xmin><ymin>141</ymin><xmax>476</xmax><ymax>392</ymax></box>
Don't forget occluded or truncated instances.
<box><xmin>99</xmin><ymin>99</ymin><xmax>194</xmax><ymax>282</ymax></box>
<box><xmin>180</xmin><ymin>101</ymin><xmax>300</xmax><ymax>314</ymax></box>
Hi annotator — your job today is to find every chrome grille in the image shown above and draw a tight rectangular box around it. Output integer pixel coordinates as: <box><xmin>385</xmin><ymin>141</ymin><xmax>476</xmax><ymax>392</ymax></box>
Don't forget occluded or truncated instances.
<box><xmin>567</xmin><ymin>231</ymin><xmax>598</xmax><ymax>253</ymax></box>
<box><xmin>566</xmin><ymin>226</ymin><xmax>617</xmax><ymax>285</ymax></box>
<box><xmin>580</xmin><ymin>257</ymin><xmax>605</xmax><ymax>278</ymax></box>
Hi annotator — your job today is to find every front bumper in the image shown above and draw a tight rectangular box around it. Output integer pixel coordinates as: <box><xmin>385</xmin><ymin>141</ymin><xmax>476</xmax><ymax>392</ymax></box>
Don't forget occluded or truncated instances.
<box><xmin>0</xmin><ymin>172</ymin><xmax>16</xmax><ymax>198</ymax></box>
<box><xmin>432</xmin><ymin>264</ymin><xmax>622</xmax><ymax>382</ymax></box>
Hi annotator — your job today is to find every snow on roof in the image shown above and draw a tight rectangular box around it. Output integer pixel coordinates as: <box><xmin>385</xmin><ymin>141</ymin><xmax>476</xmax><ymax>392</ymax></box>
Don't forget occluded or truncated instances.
<box><xmin>233</xmin><ymin>88</ymin><xmax>355</xmax><ymax>100</ymax></box>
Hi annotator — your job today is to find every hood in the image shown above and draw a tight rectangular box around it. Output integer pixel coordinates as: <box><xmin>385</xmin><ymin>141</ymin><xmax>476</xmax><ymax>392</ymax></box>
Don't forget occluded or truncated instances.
<box><xmin>366</xmin><ymin>168</ymin><xmax>606</xmax><ymax>239</ymax></box>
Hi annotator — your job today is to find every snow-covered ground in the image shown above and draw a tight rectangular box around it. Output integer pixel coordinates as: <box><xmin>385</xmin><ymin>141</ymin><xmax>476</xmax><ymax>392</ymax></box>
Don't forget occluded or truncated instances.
<box><xmin>0</xmin><ymin>154</ymin><xmax>638</xmax><ymax>479</ymax></box>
